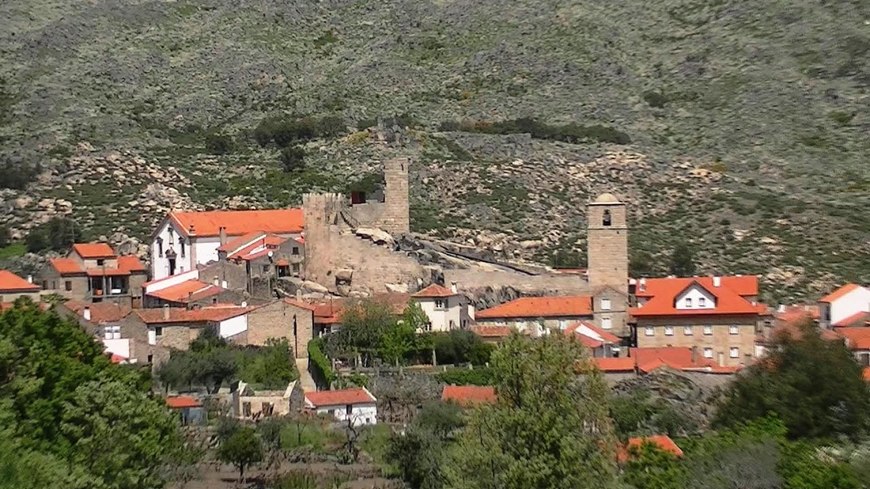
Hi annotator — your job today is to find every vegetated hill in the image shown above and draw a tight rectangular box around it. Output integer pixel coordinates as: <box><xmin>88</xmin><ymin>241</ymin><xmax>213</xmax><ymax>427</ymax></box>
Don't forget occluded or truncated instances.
<box><xmin>0</xmin><ymin>0</ymin><xmax>867</xmax><ymax>303</ymax></box>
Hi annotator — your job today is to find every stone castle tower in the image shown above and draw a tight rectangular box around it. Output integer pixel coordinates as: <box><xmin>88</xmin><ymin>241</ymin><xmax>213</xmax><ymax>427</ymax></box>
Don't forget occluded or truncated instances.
<box><xmin>380</xmin><ymin>157</ymin><xmax>410</xmax><ymax>235</ymax></box>
<box><xmin>587</xmin><ymin>193</ymin><xmax>629</xmax><ymax>336</ymax></box>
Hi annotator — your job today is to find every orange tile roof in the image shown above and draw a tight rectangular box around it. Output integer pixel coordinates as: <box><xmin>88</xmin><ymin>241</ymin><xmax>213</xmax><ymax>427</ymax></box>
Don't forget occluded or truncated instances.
<box><xmin>147</xmin><ymin>280</ymin><xmax>223</xmax><ymax>304</ymax></box>
<box><xmin>72</xmin><ymin>243</ymin><xmax>116</xmax><ymax>259</ymax></box>
<box><xmin>618</xmin><ymin>435</ymin><xmax>683</xmax><ymax>463</ymax></box>
<box><xmin>835</xmin><ymin>327</ymin><xmax>870</xmax><ymax>350</ymax></box>
<box><xmin>50</xmin><ymin>258</ymin><xmax>86</xmax><ymax>275</ymax></box>
<box><xmin>834</xmin><ymin>311</ymin><xmax>870</xmax><ymax>328</ymax></box>
<box><xmin>565</xmin><ymin>321</ymin><xmax>620</xmax><ymax>348</ymax></box>
<box><xmin>165</xmin><ymin>396</ymin><xmax>202</xmax><ymax>409</ymax></box>
<box><xmin>0</xmin><ymin>270</ymin><xmax>40</xmax><ymax>292</ymax></box>
<box><xmin>636</xmin><ymin>275</ymin><xmax>758</xmax><ymax>298</ymax></box>
<box><xmin>412</xmin><ymin>284</ymin><xmax>456</xmax><ymax>298</ymax></box>
<box><xmin>593</xmin><ymin>357</ymin><xmax>636</xmax><ymax>372</ymax></box>
<box><xmin>169</xmin><ymin>208</ymin><xmax>304</xmax><ymax>238</ymax></box>
<box><xmin>476</xmin><ymin>296</ymin><xmax>593</xmax><ymax>319</ymax></box>
<box><xmin>471</xmin><ymin>325</ymin><xmax>514</xmax><ymax>338</ymax></box>
<box><xmin>820</xmin><ymin>283</ymin><xmax>862</xmax><ymax>303</ymax></box>
<box><xmin>441</xmin><ymin>385</ymin><xmax>497</xmax><ymax>406</ymax></box>
<box><xmin>629</xmin><ymin>347</ymin><xmax>741</xmax><ymax>374</ymax></box>
<box><xmin>86</xmin><ymin>268</ymin><xmax>131</xmax><ymax>277</ymax></box>
<box><xmin>630</xmin><ymin>278</ymin><xmax>762</xmax><ymax>317</ymax></box>
<box><xmin>217</xmin><ymin>231</ymin><xmax>266</xmax><ymax>253</ymax></box>
<box><xmin>117</xmin><ymin>255</ymin><xmax>146</xmax><ymax>272</ymax></box>
<box><xmin>311</xmin><ymin>294</ymin><xmax>411</xmax><ymax>325</ymax></box>
<box><xmin>135</xmin><ymin>306</ymin><xmax>255</xmax><ymax>324</ymax></box>
<box><xmin>304</xmin><ymin>387</ymin><xmax>376</xmax><ymax>407</ymax></box>
<box><xmin>66</xmin><ymin>300</ymin><xmax>132</xmax><ymax>323</ymax></box>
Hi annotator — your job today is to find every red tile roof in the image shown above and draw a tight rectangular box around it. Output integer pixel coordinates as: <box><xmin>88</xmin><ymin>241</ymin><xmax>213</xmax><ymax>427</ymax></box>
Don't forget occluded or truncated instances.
<box><xmin>304</xmin><ymin>387</ymin><xmax>376</xmax><ymax>407</ymax></box>
<box><xmin>636</xmin><ymin>275</ymin><xmax>758</xmax><ymax>298</ymax></box>
<box><xmin>117</xmin><ymin>255</ymin><xmax>146</xmax><ymax>272</ymax></box>
<box><xmin>147</xmin><ymin>280</ymin><xmax>223</xmax><ymax>304</ymax></box>
<box><xmin>631</xmin><ymin>347</ymin><xmax>740</xmax><ymax>374</ymax></box>
<box><xmin>834</xmin><ymin>311</ymin><xmax>870</xmax><ymax>328</ymax></box>
<box><xmin>471</xmin><ymin>325</ymin><xmax>514</xmax><ymax>338</ymax></box>
<box><xmin>51</xmin><ymin>255</ymin><xmax>145</xmax><ymax>276</ymax></box>
<box><xmin>618</xmin><ymin>435</ymin><xmax>683</xmax><ymax>462</ymax></box>
<box><xmin>66</xmin><ymin>301</ymin><xmax>132</xmax><ymax>323</ymax></box>
<box><xmin>72</xmin><ymin>243</ymin><xmax>116</xmax><ymax>259</ymax></box>
<box><xmin>593</xmin><ymin>357</ymin><xmax>636</xmax><ymax>372</ymax></box>
<box><xmin>820</xmin><ymin>284</ymin><xmax>862</xmax><ymax>303</ymax></box>
<box><xmin>630</xmin><ymin>277</ymin><xmax>763</xmax><ymax>317</ymax></box>
<box><xmin>441</xmin><ymin>385</ymin><xmax>497</xmax><ymax>406</ymax></box>
<box><xmin>565</xmin><ymin>321</ymin><xmax>620</xmax><ymax>348</ymax></box>
<box><xmin>50</xmin><ymin>258</ymin><xmax>86</xmax><ymax>275</ymax></box>
<box><xmin>411</xmin><ymin>284</ymin><xmax>457</xmax><ymax>298</ymax></box>
<box><xmin>218</xmin><ymin>231</ymin><xmax>266</xmax><ymax>253</ymax></box>
<box><xmin>311</xmin><ymin>294</ymin><xmax>411</xmax><ymax>325</ymax></box>
<box><xmin>836</xmin><ymin>327</ymin><xmax>870</xmax><ymax>350</ymax></box>
<box><xmin>86</xmin><ymin>268</ymin><xmax>131</xmax><ymax>277</ymax></box>
<box><xmin>169</xmin><ymin>209</ymin><xmax>304</xmax><ymax>238</ymax></box>
<box><xmin>165</xmin><ymin>396</ymin><xmax>202</xmax><ymax>409</ymax></box>
<box><xmin>135</xmin><ymin>305</ymin><xmax>255</xmax><ymax>324</ymax></box>
<box><xmin>476</xmin><ymin>296</ymin><xmax>593</xmax><ymax>319</ymax></box>
<box><xmin>0</xmin><ymin>270</ymin><xmax>40</xmax><ymax>292</ymax></box>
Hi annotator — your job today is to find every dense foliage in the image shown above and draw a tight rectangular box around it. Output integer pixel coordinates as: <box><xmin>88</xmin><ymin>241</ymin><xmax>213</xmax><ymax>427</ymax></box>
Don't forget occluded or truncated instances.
<box><xmin>439</xmin><ymin>117</ymin><xmax>632</xmax><ymax>145</ymax></box>
<box><xmin>25</xmin><ymin>216</ymin><xmax>82</xmax><ymax>253</ymax></box>
<box><xmin>0</xmin><ymin>300</ymin><xmax>185</xmax><ymax>488</ymax></box>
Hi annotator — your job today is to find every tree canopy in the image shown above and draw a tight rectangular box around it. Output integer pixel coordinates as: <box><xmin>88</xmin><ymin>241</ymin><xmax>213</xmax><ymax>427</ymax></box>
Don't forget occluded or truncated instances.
<box><xmin>668</xmin><ymin>242</ymin><xmax>696</xmax><ymax>277</ymax></box>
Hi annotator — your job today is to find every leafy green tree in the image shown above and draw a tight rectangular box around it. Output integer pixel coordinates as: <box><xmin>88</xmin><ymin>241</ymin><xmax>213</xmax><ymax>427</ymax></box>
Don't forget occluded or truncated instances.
<box><xmin>445</xmin><ymin>333</ymin><xmax>618</xmax><ymax>489</ymax></box>
<box><xmin>26</xmin><ymin>217</ymin><xmax>81</xmax><ymax>253</ymax></box>
<box><xmin>380</xmin><ymin>318</ymin><xmax>417</xmax><ymax>366</ymax></box>
<box><xmin>0</xmin><ymin>225</ymin><xmax>9</xmax><ymax>248</ymax></box>
<box><xmin>218</xmin><ymin>426</ymin><xmax>264</xmax><ymax>482</ymax></box>
<box><xmin>622</xmin><ymin>442</ymin><xmax>687</xmax><ymax>489</ymax></box>
<box><xmin>279</xmin><ymin>145</ymin><xmax>306</xmax><ymax>172</ymax></box>
<box><xmin>238</xmin><ymin>338</ymin><xmax>298</xmax><ymax>389</ymax></box>
<box><xmin>204</xmin><ymin>133</ymin><xmax>234</xmax><ymax>154</ymax></box>
<box><xmin>668</xmin><ymin>242</ymin><xmax>696</xmax><ymax>276</ymax></box>
<box><xmin>433</xmin><ymin>329</ymin><xmax>493</xmax><ymax>366</ymax></box>
<box><xmin>61</xmin><ymin>378</ymin><xmax>184</xmax><ymax>489</ymax></box>
<box><xmin>388</xmin><ymin>402</ymin><xmax>464</xmax><ymax>489</ymax></box>
<box><xmin>325</xmin><ymin>298</ymin><xmax>396</xmax><ymax>366</ymax></box>
<box><xmin>714</xmin><ymin>321</ymin><xmax>870</xmax><ymax>440</ymax></box>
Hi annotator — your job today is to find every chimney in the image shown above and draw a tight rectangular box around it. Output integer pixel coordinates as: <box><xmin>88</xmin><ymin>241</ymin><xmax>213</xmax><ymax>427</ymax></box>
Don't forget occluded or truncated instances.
<box><xmin>296</xmin><ymin>289</ymin><xmax>303</xmax><ymax>301</ymax></box>
<box><xmin>450</xmin><ymin>281</ymin><xmax>458</xmax><ymax>294</ymax></box>
<box><xmin>712</xmin><ymin>276</ymin><xmax>721</xmax><ymax>287</ymax></box>
<box><xmin>691</xmin><ymin>346</ymin><xmax>698</xmax><ymax>364</ymax></box>
<box><xmin>213</xmin><ymin>276</ymin><xmax>220</xmax><ymax>287</ymax></box>
<box><xmin>83</xmin><ymin>306</ymin><xmax>91</xmax><ymax>321</ymax></box>
<box><xmin>26</xmin><ymin>275</ymin><xmax>33</xmax><ymax>284</ymax></box>
<box><xmin>639</xmin><ymin>277</ymin><xmax>646</xmax><ymax>292</ymax></box>
<box><xmin>219</xmin><ymin>226</ymin><xmax>227</xmax><ymax>245</ymax></box>
<box><xmin>777</xmin><ymin>304</ymin><xmax>786</xmax><ymax>313</ymax></box>
<box><xmin>162</xmin><ymin>304</ymin><xmax>170</xmax><ymax>321</ymax></box>
<box><xmin>241</xmin><ymin>301</ymin><xmax>248</xmax><ymax>308</ymax></box>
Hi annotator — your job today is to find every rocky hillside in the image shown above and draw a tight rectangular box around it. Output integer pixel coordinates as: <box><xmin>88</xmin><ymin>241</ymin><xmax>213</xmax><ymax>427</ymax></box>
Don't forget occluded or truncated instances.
<box><xmin>0</xmin><ymin>0</ymin><xmax>867</xmax><ymax>303</ymax></box>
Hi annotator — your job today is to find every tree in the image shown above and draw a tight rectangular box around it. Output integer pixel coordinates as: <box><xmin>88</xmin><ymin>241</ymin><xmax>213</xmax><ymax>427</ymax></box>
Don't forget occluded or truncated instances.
<box><xmin>433</xmin><ymin>329</ymin><xmax>493</xmax><ymax>366</ymax></box>
<box><xmin>445</xmin><ymin>333</ymin><xmax>618</xmax><ymax>489</ymax></box>
<box><xmin>668</xmin><ymin>242</ymin><xmax>696</xmax><ymax>276</ymax></box>
<box><xmin>157</xmin><ymin>328</ymin><xmax>237</xmax><ymax>393</ymax></box>
<box><xmin>26</xmin><ymin>217</ymin><xmax>81</xmax><ymax>253</ymax></box>
<box><xmin>388</xmin><ymin>402</ymin><xmax>464</xmax><ymax>489</ymax></box>
<box><xmin>714</xmin><ymin>321</ymin><xmax>870</xmax><ymax>440</ymax></box>
<box><xmin>204</xmin><ymin>133</ymin><xmax>234</xmax><ymax>154</ymax></box>
<box><xmin>380</xmin><ymin>318</ymin><xmax>417</xmax><ymax>366</ymax></box>
<box><xmin>218</xmin><ymin>426</ymin><xmax>263</xmax><ymax>482</ymax></box>
<box><xmin>325</xmin><ymin>298</ymin><xmax>396</xmax><ymax>366</ymax></box>
<box><xmin>0</xmin><ymin>225</ymin><xmax>9</xmax><ymax>248</ymax></box>
<box><xmin>622</xmin><ymin>442</ymin><xmax>687</xmax><ymax>489</ymax></box>
<box><xmin>279</xmin><ymin>145</ymin><xmax>306</xmax><ymax>172</ymax></box>
<box><xmin>238</xmin><ymin>338</ymin><xmax>298</xmax><ymax>389</ymax></box>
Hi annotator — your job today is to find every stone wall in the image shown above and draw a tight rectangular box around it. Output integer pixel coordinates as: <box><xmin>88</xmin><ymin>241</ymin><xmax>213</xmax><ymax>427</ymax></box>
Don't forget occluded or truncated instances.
<box><xmin>444</xmin><ymin>269</ymin><xmax>589</xmax><ymax>306</ymax></box>
<box><xmin>246</xmin><ymin>300</ymin><xmax>314</xmax><ymax>359</ymax></box>
<box><xmin>635</xmin><ymin>315</ymin><xmax>758</xmax><ymax>367</ymax></box>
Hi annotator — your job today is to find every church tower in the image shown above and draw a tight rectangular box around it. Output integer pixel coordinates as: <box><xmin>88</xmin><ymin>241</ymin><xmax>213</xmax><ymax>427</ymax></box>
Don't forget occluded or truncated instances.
<box><xmin>587</xmin><ymin>193</ymin><xmax>629</xmax><ymax>336</ymax></box>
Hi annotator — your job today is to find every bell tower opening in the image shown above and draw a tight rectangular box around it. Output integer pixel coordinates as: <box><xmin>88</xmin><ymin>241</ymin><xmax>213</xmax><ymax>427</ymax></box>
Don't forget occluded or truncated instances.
<box><xmin>603</xmin><ymin>209</ymin><xmax>612</xmax><ymax>227</ymax></box>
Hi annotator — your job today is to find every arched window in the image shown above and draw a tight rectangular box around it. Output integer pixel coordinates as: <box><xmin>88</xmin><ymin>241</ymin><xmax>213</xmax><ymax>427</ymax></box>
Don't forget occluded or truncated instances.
<box><xmin>156</xmin><ymin>237</ymin><xmax>163</xmax><ymax>257</ymax></box>
<box><xmin>603</xmin><ymin>209</ymin><xmax>612</xmax><ymax>226</ymax></box>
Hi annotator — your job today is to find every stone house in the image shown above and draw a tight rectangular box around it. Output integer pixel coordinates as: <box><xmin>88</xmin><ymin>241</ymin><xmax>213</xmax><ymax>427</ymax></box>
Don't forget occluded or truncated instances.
<box><xmin>231</xmin><ymin>381</ymin><xmax>304</xmax><ymax>420</ymax></box>
<box><xmin>39</xmin><ymin>243</ymin><xmax>147</xmax><ymax>307</ymax></box>
<box><xmin>143</xmin><ymin>277</ymin><xmax>242</xmax><ymax>308</ymax></box>
<box><xmin>56</xmin><ymin>300</ymin><xmax>134</xmax><ymax>362</ymax></box>
<box><xmin>215</xmin><ymin>231</ymin><xmax>305</xmax><ymax>297</ymax></box>
<box><xmin>149</xmin><ymin>209</ymin><xmax>304</xmax><ymax>281</ymax></box>
<box><xmin>819</xmin><ymin>284</ymin><xmax>870</xmax><ymax>328</ymax></box>
<box><xmin>564</xmin><ymin>320</ymin><xmax>621</xmax><ymax>357</ymax></box>
<box><xmin>630</xmin><ymin>276</ymin><xmax>765</xmax><ymax>367</ymax></box>
<box><xmin>165</xmin><ymin>396</ymin><xmax>207</xmax><ymax>426</ymax></box>
<box><xmin>0</xmin><ymin>270</ymin><xmax>41</xmax><ymax>303</ymax></box>
<box><xmin>304</xmin><ymin>387</ymin><xmax>378</xmax><ymax>427</ymax></box>
<box><xmin>474</xmin><ymin>295</ymin><xmax>594</xmax><ymax>335</ymax></box>
<box><xmin>469</xmin><ymin>325</ymin><xmax>514</xmax><ymax>345</ymax></box>
<box><xmin>410</xmin><ymin>283</ymin><xmax>474</xmax><ymax>332</ymax></box>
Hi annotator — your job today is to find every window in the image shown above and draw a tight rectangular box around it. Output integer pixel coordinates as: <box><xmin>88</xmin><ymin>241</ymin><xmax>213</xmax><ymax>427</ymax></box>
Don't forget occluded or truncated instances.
<box><xmin>41</xmin><ymin>280</ymin><xmax>48</xmax><ymax>289</ymax></box>
<box><xmin>435</xmin><ymin>299</ymin><xmax>446</xmax><ymax>309</ymax></box>
<box><xmin>603</xmin><ymin>209</ymin><xmax>612</xmax><ymax>226</ymax></box>
<box><xmin>147</xmin><ymin>354</ymin><xmax>153</xmax><ymax>364</ymax></box>
<box><xmin>860</xmin><ymin>354</ymin><xmax>870</xmax><ymax>367</ymax></box>
<box><xmin>703</xmin><ymin>325</ymin><xmax>713</xmax><ymax>335</ymax></box>
<box><xmin>449</xmin><ymin>320</ymin><xmax>456</xmax><ymax>330</ymax></box>
<box><xmin>698</xmin><ymin>297</ymin><xmax>706</xmax><ymax>307</ymax></box>
<box><xmin>704</xmin><ymin>348</ymin><xmax>713</xmax><ymax>359</ymax></box>
<box><xmin>65</xmin><ymin>280</ymin><xmax>72</xmax><ymax>291</ymax></box>
<box><xmin>644</xmin><ymin>327</ymin><xmax>654</xmax><ymax>336</ymax></box>
<box><xmin>156</xmin><ymin>237</ymin><xmax>163</xmax><ymax>257</ymax></box>
<box><xmin>292</xmin><ymin>247</ymin><xmax>300</xmax><ymax>255</ymax></box>
<box><xmin>242</xmin><ymin>402</ymin><xmax>252</xmax><ymax>417</ymax></box>
<box><xmin>96</xmin><ymin>259</ymin><xmax>105</xmax><ymax>266</ymax></box>
<box><xmin>262</xmin><ymin>265</ymin><xmax>270</xmax><ymax>273</ymax></box>
<box><xmin>559</xmin><ymin>319</ymin><xmax>568</xmax><ymax>330</ymax></box>
<box><xmin>179</xmin><ymin>238</ymin><xmax>186</xmax><ymax>257</ymax></box>
<box><xmin>601</xmin><ymin>317</ymin><xmax>612</xmax><ymax>330</ymax></box>
<box><xmin>601</xmin><ymin>298</ymin><xmax>611</xmax><ymax>311</ymax></box>
<box><xmin>729</xmin><ymin>325</ymin><xmax>739</xmax><ymax>335</ymax></box>
<box><xmin>104</xmin><ymin>325</ymin><xmax>121</xmax><ymax>340</ymax></box>
<box><xmin>664</xmin><ymin>326</ymin><xmax>674</xmax><ymax>336</ymax></box>
<box><xmin>684</xmin><ymin>326</ymin><xmax>693</xmax><ymax>336</ymax></box>
<box><xmin>154</xmin><ymin>327</ymin><xmax>163</xmax><ymax>337</ymax></box>
<box><xmin>730</xmin><ymin>347</ymin><xmax>739</xmax><ymax>358</ymax></box>
<box><xmin>346</xmin><ymin>405</ymin><xmax>353</xmax><ymax>415</ymax></box>
<box><xmin>685</xmin><ymin>297</ymin><xmax>693</xmax><ymax>308</ymax></box>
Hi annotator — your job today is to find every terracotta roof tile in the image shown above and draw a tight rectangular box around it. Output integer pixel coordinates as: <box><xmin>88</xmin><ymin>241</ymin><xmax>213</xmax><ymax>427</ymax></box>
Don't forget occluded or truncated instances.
<box><xmin>50</xmin><ymin>258</ymin><xmax>85</xmax><ymax>275</ymax></box>
<box><xmin>72</xmin><ymin>243</ymin><xmax>116</xmax><ymax>259</ymax></box>
<box><xmin>412</xmin><ymin>284</ymin><xmax>457</xmax><ymax>298</ymax></box>
<box><xmin>820</xmin><ymin>283</ymin><xmax>862</xmax><ymax>303</ymax></box>
<box><xmin>135</xmin><ymin>305</ymin><xmax>255</xmax><ymax>324</ymax></box>
<box><xmin>170</xmin><ymin>209</ymin><xmax>304</xmax><ymax>238</ymax></box>
<box><xmin>117</xmin><ymin>255</ymin><xmax>146</xmax><ymax>272</ymax></box>
<box><xmin>565</xmin><ymin>321</ymin><xmax>620</xmax><ymax>348</ymax></box>
<box><xmin>864</xmin><ymin>367</ymin><xmax>870</xmax><ymax>382</ymax></box>
<box><xmin>471</xmin><ymin>325</ymin><xmax>513</xmax><ymax>338</ymax></box>
<box><xmin>636</xmin><ymin>275</ymin><xmax>758</xmax><ymax>297</ymax></box>
<box><xmin>304</xmin><ymin>387</ymin><xmax>376</xmax><ymax>407</ymax></box>
<box><xmin>630</xmin><ymin>277</ymin><xmax>762</xmax><ymax>317</ymax></box>
<box><xmin>165</xmin><ymin>396</ymin><xmax>202</xmax><ymax>409</ymax></box>
<box><xmin>0</xmin><ymin>270</ymin><xmax>40</xmax><ymax>292</ymax></box>
<box><xmin>441</xmin><ymin>385</ymin><xmax>497</xmax><ymax>406</ymax></box>
<box><xmin>66</xmin><ymin>300</ymin><xmax>132</xmax><ymax>323</ymax></box>
<box><xmin>147</xmin><ymin>280</ymin><xmax>223</xmax><ymax>304</ymax></box>
<box><xmin>86</xmin><ymin>268</ymin><xmax>131</xmax><ymax>277</ymax></box>
<box><xmin>476</xmin><ymin>296</ymin><xmax>593</xmax><ymax>319</ymax></box>
<box><xmin>218</xmin><ymin>231</ymin><xmax>266</xmax><ymax>253</ymax></box>
<box><xmin>834</xmin><ymin>311</ymin><xmax>870</xmax><ymax>328</ymax></box>
<box><xmin>593</xmin><ymin>357</ymin><xmax>636</xmax><ymax>372</ymax></box>
<box><xmin>618</xmin><ymin>435</ymin><xmax>683</xmax><ymax>462</ymax></box>
<box><xmin>836</xmin><ymin>327</ymin><xmax>870</xmax><ymax>350</ymax></box>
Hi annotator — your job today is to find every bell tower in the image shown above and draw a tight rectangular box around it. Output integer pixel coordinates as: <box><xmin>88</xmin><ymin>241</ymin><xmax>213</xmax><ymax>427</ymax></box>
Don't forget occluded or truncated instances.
<box><xmin>587</xmin><ymin>193</ymin><xmax>629</xmax><ymax>336</ymax></box>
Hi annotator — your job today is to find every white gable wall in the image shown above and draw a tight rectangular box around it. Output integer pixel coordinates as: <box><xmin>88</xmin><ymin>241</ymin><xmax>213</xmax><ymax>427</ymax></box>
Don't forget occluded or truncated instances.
<box><xmin>675</xmin><ymin>285</ymin><xmax>717</xmax><ymax>310</ymax></box>
<box><xmin>830</xmin><ymin>286</ymin><xmax>870</xmax><ymax>326</ymax></box>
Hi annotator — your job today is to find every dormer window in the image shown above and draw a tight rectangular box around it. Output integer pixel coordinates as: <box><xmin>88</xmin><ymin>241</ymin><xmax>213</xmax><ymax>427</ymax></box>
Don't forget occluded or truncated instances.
<box><xmin>603</xmin><ymin>209</ymin><xmax>612</xmax><ymax>227</ymax></box>
<box><xmin>698</xmin><ymin>297</ymin><xmax>706</xmax><ymax>308</ymax></box>
<box><xmin>685</xmin><ymin>297</ymin><xmax>693</xmax><ymax>308</ymax></box>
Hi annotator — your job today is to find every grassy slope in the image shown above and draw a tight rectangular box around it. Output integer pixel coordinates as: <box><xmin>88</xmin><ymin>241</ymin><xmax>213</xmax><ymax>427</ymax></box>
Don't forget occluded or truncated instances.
<box><xmin>0</xmin><ymin>0</ymin><xmax>867</xmax><ymax>301</ymax></box>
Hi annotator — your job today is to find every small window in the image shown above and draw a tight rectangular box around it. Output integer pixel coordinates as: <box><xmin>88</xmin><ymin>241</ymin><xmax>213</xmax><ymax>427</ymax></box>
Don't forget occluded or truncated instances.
<box><xmin>96</xmin><ymin>259</ymin><xmax>105</xmax><ymax>266</ymax></box>
<box><xmin>601</xmin><ymin>317</ymin><xmax>612</xmax><ymax>330</ymax></box>
<box><xmin>703</xmin><ymin>325</ymin><xmax>713</xmax><ymax>335</ymax></box>
<box><xmin>603</xmin><ymin>209</ymin><xmax>612</xmax><ymax>226</ymax></box>
<box><xmin>147</xmin><ymin>354</ymin><xmax>153</xmax><ymax>364</ymax></box>
<box><xmin>179</xmin><ymin>237</ymin><xmax>186</xmax><ymax>258</ymax></box>
<box><xmin>154</xmin><ymin>327</ymin><xmax>163</xmax><ymax>337</ymax></box>
<box><xmin>664</xmin><ymin>326</ymin><xmax>674</xmax><ymax>336</ymax></box>
<box><xmin>292</xmin><ymin>247</ymin><xmax>300</xmax><ymax>255</ymax></box>
<box><xmin>729</xmin><ymin>325</ymin><xmax>739</xmax><ymax>335</ymax></box>
<box><xmin>730</xmin><ymin>347</ymin><xmax>739</xmax><ymax>358</ymax></box>
<box><xmin>346</xmin><ymin>404</ymin><xmax>353</xmax><ymax>415</ymax></box>
<box><xmin>685</xmin><ymin>297</ymin><xmax>693</xmax><ymax>308</ymax></box>
<box><xmin>41</xmin><ymin>280</ymin><xmax>48</xmax><ymax>289</ymax></box>
<box><xmin>601</xmin><ymin>298</ymin><xmax>611</xmax><ymax>311</ymax></box>
<box><xmin>262</xmin><ymin>265</ymin><xmax>270</xmax><ymax>273</ymax></box>
<box><xmin>156</xmin><ymin>237</ymin><xmax>164</xmax><ymax>258</ymax></box>
<box><xmin>559</xmin><ymin>319</ymin><xmax>568</xmax><ymax>330</ymax></box>
<box><xmin>683</xmin><ymin>326</ymin><xmax>693</xmax><ymax>336</ymax></box>
<box><xmin>242</xmin><ymin>402</ymin><xmax>252</xmax><ymax>417</ymax></box>
<box><xmin>704</xmin><ymin>348</ymin><xmax>713</xmax><ymax>359</ymax></box>
<box><xmin>435</xmin><ymin>299</ymin><xmax>446</xmax><ymax>309</ymax></box>
<box><xmin>644</xmin><ymin>327</ymin><xmax>654</xmax><ymax>336</ymax></box>
<box><xmin>65</xmin><ymin>280</ymin><xmax>72</xmax><ymax>291</ymax></box>
<box><xmin>861</xmin><ymin>354</ymin><xmax>870</xmax><ymax>367</ymax></box>
<box><xmin>698</xmin><ymin>297</ymin><xmax>706</xmax><ymax>307</ymax></box>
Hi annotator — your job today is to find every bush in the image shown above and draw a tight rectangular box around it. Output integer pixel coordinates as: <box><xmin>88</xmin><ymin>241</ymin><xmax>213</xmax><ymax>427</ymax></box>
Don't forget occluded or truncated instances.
<box><xmin>279</xmin><ymin>146</ymin><xmax>306</xmax><ymax>172</ymax></box>
<box><xmin>436</xmin><ymin>367</ymin><xmax>494</xmax><ymax>386</ymax></box>
<box><xmin>204</xmin><ymin>133</ymin><xmax>234</xmax><ymax>154</ymax></box>
<box><xmin>643</xmin><ymin>90</ymin><xmax>669</xmax><ymax>108</ymax></box>
<box><xmin>433</xmin><ymin>330</ymin><xmax>493</xmax><ymax>366</ymax></box>
<box><xmin>26</xmin><ymin>217</ymin><xmax>81</xmax><ymax>253</ymax></box>
<box><xmin>316</xmin><ymin>115</ymin><xmax>345</xmax><ymax>137</ymax></box>
<box><xmin>308</xmin><ymin>338</ymin><xmax>336</xmax><ymax>388</ymax></box>
<box><xmin>442</xmin><ymin>117</ymin><xmax>631</xmax><ymax>145</ymax></box>
<box><xmin>0</xmin><ymin>160</ymin><xmax>40</xmax><ymax>190</ymax></box>
<box><xmin>0</xmin><ymin>226</ymin><xmax>9</xmax><ymax>248</ymax></box>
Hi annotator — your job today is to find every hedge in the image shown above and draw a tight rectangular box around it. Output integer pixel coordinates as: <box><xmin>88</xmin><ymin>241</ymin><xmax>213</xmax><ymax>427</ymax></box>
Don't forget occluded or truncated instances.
<box><xmin>308</xmin><ymin>338</ymin><xmax>336</xmax><ymax>389</ymax></box>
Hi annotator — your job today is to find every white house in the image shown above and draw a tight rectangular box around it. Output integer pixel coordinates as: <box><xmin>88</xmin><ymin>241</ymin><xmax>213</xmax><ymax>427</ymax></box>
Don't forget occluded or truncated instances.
<box><xmin>150</xmin><ymin>209</ymin><xmax>304</xmax><ymax>280</ymax></box>
<box><xmin>819</xmin><ymin>284</ymin><xmax>870</xmax><ymax>328</ymax></box>
<box><xmin>410</xmin><ymin>283</ymin><xmax>474</xmax><ymax>332</ymax></box>
<box><xmin>304</xmin><ymin>387</ymin><xmax>378</xmax><ymax>427</ymax></box>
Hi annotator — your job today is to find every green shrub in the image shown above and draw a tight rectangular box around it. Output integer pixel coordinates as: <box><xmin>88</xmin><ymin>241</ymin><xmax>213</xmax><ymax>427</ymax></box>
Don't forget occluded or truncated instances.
<box><xmin>432</xmin><ymin>330</ymin><xmax>494</xmax><ymax>366</ymax></box>
<box><xmin>26</xmin><ymin>217</ymin><xmax>81</xmax><ymax>253</ymax></box>
<box><xmin>436</xmin><ymin>367</ymin><xmax>494</xmax><ymax>386</ymax></box>
<box><xmin>0</xmin><ymin>226</ymin><xmax>9</xmax><ymax>248</ymax></box>
<box><xmin>308</xmin><ymin>338</ymin><xmax>336</xmax><ymax>388</ymax></box>
<box><xmin>441</xmin><ymin>117</ymin><xmax>631</xmax><ymax>145</ymax></box>
<box><xmin>279</xmin><ymin>146</ymin><xmax>306</xmax><ymax>173</ymax></box>
<box><xmin>0</xmin><ymin>160</ymin><xmax>40</xmax><ymax>190</ymax></box>
<box><xmin>642</xmin><ymin>90</ymin><xmax>669</xmax><ymax>108</ymax></box>
<box><xmin>204</xmin><ymin>133</ymin><xmax>234</xmax><ymax>155</ymax></box>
